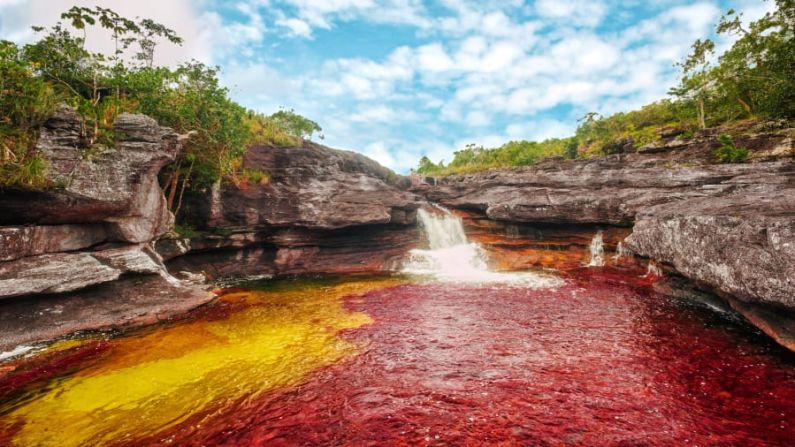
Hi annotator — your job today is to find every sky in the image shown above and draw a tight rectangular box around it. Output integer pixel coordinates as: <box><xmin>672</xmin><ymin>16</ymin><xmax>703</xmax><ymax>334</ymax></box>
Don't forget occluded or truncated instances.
<box><xmin>0</xmin><ymin>0</ymin><xmax>774</xmax><ymax>172</ymax></box>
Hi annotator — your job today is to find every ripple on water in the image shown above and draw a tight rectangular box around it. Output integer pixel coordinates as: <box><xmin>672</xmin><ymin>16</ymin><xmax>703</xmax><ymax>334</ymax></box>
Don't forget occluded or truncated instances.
<box><xmin>0</xmin><ymin>272</ymin><xmax>794</xmax><ymax>446</ymax></box>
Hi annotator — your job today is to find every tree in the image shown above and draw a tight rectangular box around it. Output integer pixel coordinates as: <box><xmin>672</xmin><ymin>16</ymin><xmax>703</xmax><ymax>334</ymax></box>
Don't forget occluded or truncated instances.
<box><xmin>268</xmin><ymin>108</ymin><xmax>322</xmax><ymax>141</ymax></box>
<box><xmin>711</xmin><ymin>2</ymin><xmax>795</xmax><ymax>119</ymax></box>
<box><xmin>565</xmin><ymin>139</ymin><xmax>578</xmax><ymax>160</ymax></box>
<box><xmin>415</xmin><ymin>156</ymin><xmax>440</xmax><ymax>175</ymax></box>
<box><xmin>671</xmin><ymin>39</ymin><xmax>716</xmax><ymax>129</ymax></box>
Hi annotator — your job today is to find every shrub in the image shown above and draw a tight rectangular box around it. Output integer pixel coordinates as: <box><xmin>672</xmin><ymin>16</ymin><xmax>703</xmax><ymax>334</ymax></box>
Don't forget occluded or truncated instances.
<box><xmin>236</xmin><ymin>168</ymin><xmax>270</xmax><ymax>186</ymax></box>
<box><xmin>714</xmin><ymin>134</ymin><xmax>749</xmax><ymax>163</ymax></box>
<box><xmin>174</xmin><ymin>223</ymin><xmax>199</xmax><ymax>238</ymax></box>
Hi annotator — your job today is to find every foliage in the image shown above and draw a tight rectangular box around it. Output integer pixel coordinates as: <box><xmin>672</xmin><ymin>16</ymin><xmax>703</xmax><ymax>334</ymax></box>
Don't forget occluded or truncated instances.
<box><xmin>564</xmin><ymin>139</ymin><xmax>579</xmax><ymax>160</ymax></box>
<box><xmin>267</xmin><ymin>108</ymin><xmax>323</xmax><ymax>141</ymax></box>
<box><xmin>234</xmin><ymin>168</ymin><xmax>270</xmax><ymax>188</ymax></box>
<box><xmin>671</xmin><ymin>0</ymin><xmax>795</xmax><ymax>125</ymax></box>
<box><xmin>0</xmin><ymin>6</ymin><xmax>320</xmax><ymax>222</ymax></box>
<box><xmin>0</xmin><ymin>40</ymin><xmax>58</xmax><ymax>187</ymax></box>
<box><xmin>714</xmin><ymin>134</ymin><xmax>749</xmax><ymax>163</ymax></box>
<box><xmin>415</xmin><ymin>139</ymin><xmax>568</xmax><ymax>175</ymax></box>
<box><xmin>173</xmin><ymin>223</ymin><xmax>200</xmax><ymax>239</ymax></box>
<box><xmin>245</xmin><ymin>111</ymin><xmax>301</xmax><ymax>147</ymax></box>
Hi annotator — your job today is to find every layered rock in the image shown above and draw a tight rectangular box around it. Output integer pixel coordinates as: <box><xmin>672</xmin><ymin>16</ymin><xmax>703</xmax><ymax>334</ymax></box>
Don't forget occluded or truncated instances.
<box><xmin>191</xmin><ymin>142</ymin><xmax>418</xmax><ymax>230</ymax></box>
<box><xmin>169</xmin><ymin>142</ymin><xmax>422</xmax><ymax>278</ymax></box>
<box><xmin>418</xmin><ymin>125</ymin><xmax>795</xmax><ymax>348</ymax></box>
<box><xmin>0</xmin><ymin>106</ymin><xmax>181</xmax><ymax>242</ymax></box>
<box><xmin>0</xmin><ymin>108</ymin><xmax>211</xmax><ymax>332</ymax></box>
<box><xmin>451</xmin><ymin>209</ymin><xmax>635</xmax><ymax>271</ymax></box>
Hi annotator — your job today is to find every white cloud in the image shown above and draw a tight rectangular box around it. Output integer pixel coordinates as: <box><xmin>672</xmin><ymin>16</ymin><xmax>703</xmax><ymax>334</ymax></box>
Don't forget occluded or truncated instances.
<box><xmin>277</xmin><ymin>17</ymin><xmax>312</xmax><ymax>38</ymax></box>
<box><xmin>363</xmin><ymin>141</ymin><xmax>397</xmax><ymax>168</ymax></box>
<box><xmin>535</xmin><ymin>0</ymin><xmax>607</xmax><ymax>27</ymax></box>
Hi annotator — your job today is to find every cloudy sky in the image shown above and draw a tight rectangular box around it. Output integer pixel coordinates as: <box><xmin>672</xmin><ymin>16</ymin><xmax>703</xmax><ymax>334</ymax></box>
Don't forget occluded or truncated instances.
<box><xmin>0</xmin><ymin>0</ymin><xmax>773</xmax><ymax>172</ymax></box>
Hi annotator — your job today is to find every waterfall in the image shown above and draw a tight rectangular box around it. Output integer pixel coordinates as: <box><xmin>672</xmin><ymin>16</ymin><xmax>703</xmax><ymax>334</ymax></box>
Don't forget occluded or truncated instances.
<box><xmin>588</xmin><ymin>231</ymin><xmax>605</xmax><ymax>267</ymax></box>
<box><xmin>402</xmin><ymin>205</ymin><xmax>561</xmax><ymax>287</ymax></box>
<box><xmin>612</xmin><ymin>242</ymin><xmax>633</xmax><ymax>264</ymax></box>
<box><xmin>645</xmin><ymin>260</ymin><xmax>663</xmax><ymax>278</ymax></box>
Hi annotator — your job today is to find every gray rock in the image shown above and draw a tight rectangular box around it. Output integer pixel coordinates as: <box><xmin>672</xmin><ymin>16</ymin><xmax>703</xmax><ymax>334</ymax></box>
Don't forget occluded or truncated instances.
<box><xmin>0</xmin><ymin>252</ymin><xmax>121</xmax><ymax>298</ymax></box>
<box><xmin>155</xmin><ymin>237</ymin><xmax>192</xmax><ymax>261</ymax></box>
<box><xmin>625</xmin><ymin>190</ymin><xmax>795</xmax><ymax>309</ymax></box>
<box><xmin>0</xmin><ymin>274</ymin><xmax>213</xmax><ymax>352</ymax></box>
<box><xmin>0</xmin><ymin>243</ymin><xmax>170</xmax><ymax>299</ymax></box>
<box><xmin>186</xmin><ymin>143</ymin><xmax>421</xmax><ymax>230</ymax></box>
<box><xmin>0</xmin><ymin>224</ymin><xmax>107</xmax><ymax>262</ymax></box>
<box><xmin>0</xmin><ymin>107</ymin><xmax>181</xmax><ymax>244</ymax></box>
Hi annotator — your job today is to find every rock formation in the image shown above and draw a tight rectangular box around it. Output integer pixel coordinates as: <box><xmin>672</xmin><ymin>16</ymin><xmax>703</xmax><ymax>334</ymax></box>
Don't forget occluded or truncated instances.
<box><xmin>0</xmin><ymin>107</ymin><xmax>211</xmax><ymax>349</ymax></box>
<box><xmin>417</xmin><ymin>124</ymin><xmax>795</xmax><ymax>349</ymax></box>
<box><xmin>165</xmin><ymin>142</ymin><xmax>422</xmax><ymax>279</ymax></box>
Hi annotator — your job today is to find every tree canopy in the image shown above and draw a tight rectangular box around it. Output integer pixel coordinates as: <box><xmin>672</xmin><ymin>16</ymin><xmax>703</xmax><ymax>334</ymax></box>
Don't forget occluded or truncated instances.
<box><xmin>1</xmin><ymin>6</ymin><xmax>321</xmax><ymax>218</ymax></box>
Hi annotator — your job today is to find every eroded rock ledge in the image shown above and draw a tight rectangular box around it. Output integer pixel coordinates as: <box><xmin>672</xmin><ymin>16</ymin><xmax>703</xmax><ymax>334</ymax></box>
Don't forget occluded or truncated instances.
<box><xmin>166</xmin><ymin>142</ymin><xmax>423</xmax><ymax>279</ymax></box>
<box><xmin>0</xmin><ymin>107</ymin><xmax>211</xmax><ymax>350</ymax></box>
<box><xmin>417</xmin><ymin>124</ymin><xmax>795</xmax><ymax>349</ymax></box>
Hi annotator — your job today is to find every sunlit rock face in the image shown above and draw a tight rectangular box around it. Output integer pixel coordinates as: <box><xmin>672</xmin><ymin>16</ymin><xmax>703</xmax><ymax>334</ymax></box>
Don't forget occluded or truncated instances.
<box><xmin>0</xmin><ymin>108</ymin><xmax>209</xmax><ymax>323</ymax></box>
<box><xmin>171</xmin><ymin>143</ymin><xmax>424</xmax><ymax>277</ymax></box>
<box><xmin>0</xmin><ymin>107</ymin><xmax>179</xmax><ymax>242</ymax></box>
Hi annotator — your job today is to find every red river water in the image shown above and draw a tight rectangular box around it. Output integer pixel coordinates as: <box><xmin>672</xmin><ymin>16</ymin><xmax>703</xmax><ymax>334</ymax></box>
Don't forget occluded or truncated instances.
<box><xmin>1</xmin><ymin>268</ymin><xmax>795</xmax><ymax>446</ymax></box>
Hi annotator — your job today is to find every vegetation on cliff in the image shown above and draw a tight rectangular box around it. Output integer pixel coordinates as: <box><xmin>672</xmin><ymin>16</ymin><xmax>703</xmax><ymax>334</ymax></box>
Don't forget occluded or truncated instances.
<box><xmin>0</xmin><ymin>6</ymin><xmax>320</xmax><ymax>197</ymax></box>
<box><xmin>415</xmin><ymin>0</ymin><xmax>794</xmax><ymax>175</ymax></box>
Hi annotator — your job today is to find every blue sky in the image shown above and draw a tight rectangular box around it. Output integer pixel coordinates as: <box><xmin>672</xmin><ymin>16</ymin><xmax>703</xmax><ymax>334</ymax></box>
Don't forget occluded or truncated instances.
<box><xmin>0</xmin><ymin>0</ymin><xmax>773</xmax><ymax>172</ymax></box>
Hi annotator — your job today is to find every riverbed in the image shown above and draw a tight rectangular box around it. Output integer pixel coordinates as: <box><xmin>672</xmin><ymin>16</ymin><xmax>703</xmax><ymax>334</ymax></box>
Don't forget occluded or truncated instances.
<box><xmin>1</xmin><ymin>269</ymin><xmax>794</xmax><ymax>446</ymax></box>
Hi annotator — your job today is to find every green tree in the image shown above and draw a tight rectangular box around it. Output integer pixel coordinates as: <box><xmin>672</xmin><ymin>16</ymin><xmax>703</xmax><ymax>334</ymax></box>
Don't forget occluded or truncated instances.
<box><xmin>268</xmin><ymin>108</ymin><xmax>322</xmax><ymax>141</ymax></box>
<box><xmin>564</xmin><ymin>139</ymin><xmax>579</xmax><ymax>160</ymax></box>
<box><xmin>415</xmin><ymin>156</ymin><xmax>440</xmax><ymax>175</ymax></box>
<box><xmin>670</xmin><ymin>38</ymin><xmax>716</xmax><ymax>130</ymax></box>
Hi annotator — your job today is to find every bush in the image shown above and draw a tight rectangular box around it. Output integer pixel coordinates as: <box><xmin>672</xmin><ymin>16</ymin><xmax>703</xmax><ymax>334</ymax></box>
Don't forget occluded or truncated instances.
<box><xmin>714</xmin><ymin>134</ymin><xmax>749</xmax><ymax>163</ymax></box>
<box><xmin>0</xmin><ymin>5</ymin><xmax>321</xmax><ymax>226</ymax></box>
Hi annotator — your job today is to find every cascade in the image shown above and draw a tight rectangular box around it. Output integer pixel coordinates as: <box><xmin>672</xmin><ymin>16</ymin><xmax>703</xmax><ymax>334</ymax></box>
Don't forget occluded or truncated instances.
<box><xmin>588</xmin><ymin>231</ymin><xmax>605</xmax><ymax>267</ymax></box>
<box><xmin>646</xmin><ymin>260</ymin><xmax>663</xmax><ymax>278</ymax></box>
<box><xmin>612</xmin><ymin>242</ymin><xmax>633</xmax><ymax>264</ymax></box>
<box><xmin>402</xmin><ymin>205</ymin><xmax>560</xmax><ymax>286</ymax></box>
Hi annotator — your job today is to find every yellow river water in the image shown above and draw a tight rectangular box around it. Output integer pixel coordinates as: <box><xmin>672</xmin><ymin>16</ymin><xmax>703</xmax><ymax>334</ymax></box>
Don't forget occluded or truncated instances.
<box><xmin>0</xmin><ymin>276</ymin><xmax>404</xmax><ymax>447</ymax></box>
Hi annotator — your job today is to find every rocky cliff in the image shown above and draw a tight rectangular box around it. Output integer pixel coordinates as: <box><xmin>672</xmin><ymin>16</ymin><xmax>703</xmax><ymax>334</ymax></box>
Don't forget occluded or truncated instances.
<box><xmin>163</xmin><ymin>142</ymin><xmax>422</xmax><ymax>279</ymax></box>
<box><xmin>0</xmin><ymin>107</ymin><xmax>210</xmax><ymax>350</ymax></box>
<box><xmin>417</xmin><ymin>123</ymin><xmax>795</xmax><ymax>349</ymax></box>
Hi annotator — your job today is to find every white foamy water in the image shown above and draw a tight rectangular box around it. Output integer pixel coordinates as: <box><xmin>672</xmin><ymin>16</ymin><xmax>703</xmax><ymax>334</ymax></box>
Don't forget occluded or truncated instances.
<box><xmin>402</xmin><ymin>206</ymin><xmax>561</xmax><ymax>287</ymax></box>
<box><xmin>612</xmin><ymin>241</ymin><xmax>634</xmax><ymax>264</ymax></box>
<box><xmin>588</xmin><ymin>231</ymin><xmax>605</xmax><ymax>267</ymax></box>
<box><xmin>0</xmin><ymin>344</ymin><xmax>35</xmax><ymax>362</ymax></box>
